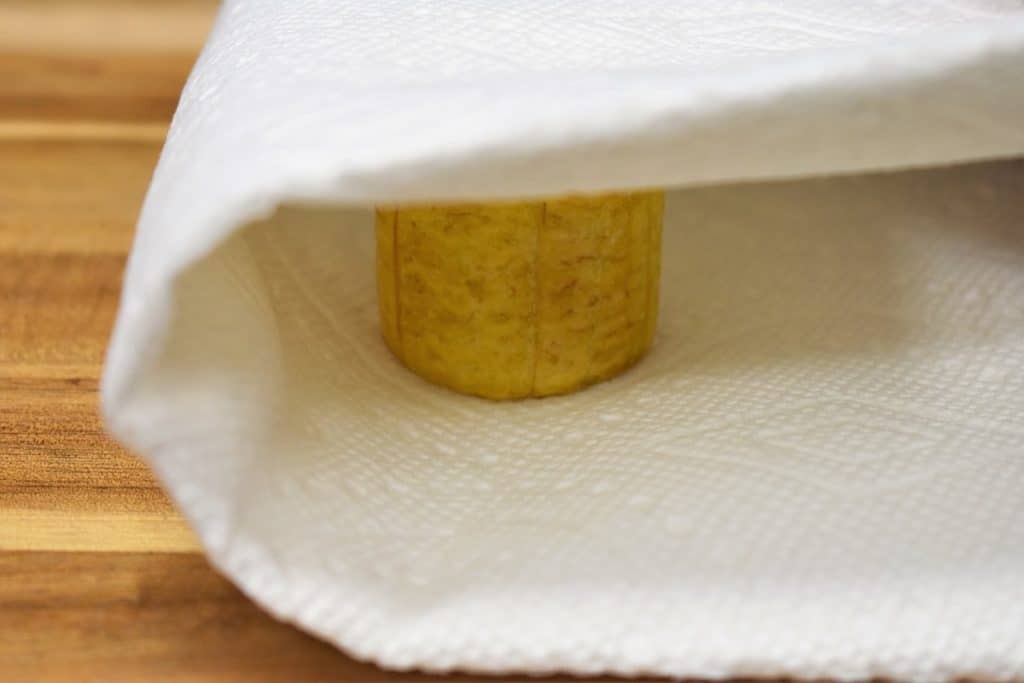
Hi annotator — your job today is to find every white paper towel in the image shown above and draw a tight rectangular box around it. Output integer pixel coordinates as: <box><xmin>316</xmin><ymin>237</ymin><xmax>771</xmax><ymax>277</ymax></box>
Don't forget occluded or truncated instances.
<box><xmin>102</xmin><ymin>1</ymin><xmax>1024</xmax><ymax>680</ymax></box>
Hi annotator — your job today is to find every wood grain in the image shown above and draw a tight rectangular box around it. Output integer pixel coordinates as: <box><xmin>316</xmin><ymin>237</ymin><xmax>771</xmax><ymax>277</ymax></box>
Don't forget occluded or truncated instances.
<box><xmin>0</xmin><ymin>0</ymin><xmax>215</xmax><ymax>123</ymax></box>
<box><xmin>0</xmin><ymin>552</ymin><xmax>429</xmax><ymax>683</ymax></box>
<box><xmin>0</xmin><ymin>551</ymin><xmax>684</xmax><ymax>683</ymax></box>
<box><xmin>0</xmin><ymin>548</ymin><xmax>671</xmax><ymax>683</ymax></box>
<box><xmin>0</xmin><ymin>137</ymin><xmax>195</xmax><ymax>553</ymax></box>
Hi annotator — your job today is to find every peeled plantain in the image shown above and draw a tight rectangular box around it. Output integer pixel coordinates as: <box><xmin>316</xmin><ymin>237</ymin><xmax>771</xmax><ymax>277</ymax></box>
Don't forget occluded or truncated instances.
<box><xmin>375</xmin><ymin>191</ymin><xmax>663</xmax><ymax>399</ymax></box>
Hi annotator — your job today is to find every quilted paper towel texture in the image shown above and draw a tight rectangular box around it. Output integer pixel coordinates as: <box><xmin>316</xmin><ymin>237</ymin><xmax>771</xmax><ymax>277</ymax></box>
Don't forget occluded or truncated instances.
<box><xmin>103</xmin><ymin>1</ymin><xmax>1024</xmax><ymax>680</ymax></box>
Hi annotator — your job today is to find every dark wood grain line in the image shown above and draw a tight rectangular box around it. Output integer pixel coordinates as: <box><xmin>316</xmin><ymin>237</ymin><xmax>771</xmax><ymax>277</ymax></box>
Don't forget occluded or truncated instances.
<box><xmin>0</xmin><ymin>50</ymin><xmax>195</xmax><ymax>123</ymax></box>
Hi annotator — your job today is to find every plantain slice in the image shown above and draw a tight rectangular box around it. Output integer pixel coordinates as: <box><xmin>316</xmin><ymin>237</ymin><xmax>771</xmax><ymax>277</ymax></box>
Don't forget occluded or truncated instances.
<box><xmin>376</xmin><ymin>190</ymin><xmax>662</xmax><ymax>399</ymax></box>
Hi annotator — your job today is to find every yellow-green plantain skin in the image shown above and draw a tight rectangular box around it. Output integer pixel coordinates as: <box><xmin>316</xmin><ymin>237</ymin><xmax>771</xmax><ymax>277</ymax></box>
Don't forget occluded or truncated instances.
<box><xmin>376</xmin><ymin>191</ymin><xmax>663</xmax><ymax>399</ymax></box>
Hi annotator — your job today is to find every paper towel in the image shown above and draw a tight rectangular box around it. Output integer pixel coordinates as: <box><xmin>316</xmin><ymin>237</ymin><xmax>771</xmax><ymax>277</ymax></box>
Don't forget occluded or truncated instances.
<box><xmin>102</xmin><ymin>1</ymin><xmax>1024</xmax><ymax>679</ymax></box>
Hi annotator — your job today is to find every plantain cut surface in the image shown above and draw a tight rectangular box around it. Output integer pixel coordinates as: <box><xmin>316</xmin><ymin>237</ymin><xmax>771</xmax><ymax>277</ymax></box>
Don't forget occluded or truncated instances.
<box><xmin>375</xmin><ymin>190</ymin><xmax>663</xmax><ymax>400</ymax></box>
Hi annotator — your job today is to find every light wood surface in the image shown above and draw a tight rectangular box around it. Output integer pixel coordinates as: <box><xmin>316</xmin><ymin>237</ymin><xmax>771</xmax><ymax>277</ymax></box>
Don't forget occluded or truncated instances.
<box><xmin>0</xmin><ymin>2</ymin><xmax>766</xmax><ymax>681</ymax></box>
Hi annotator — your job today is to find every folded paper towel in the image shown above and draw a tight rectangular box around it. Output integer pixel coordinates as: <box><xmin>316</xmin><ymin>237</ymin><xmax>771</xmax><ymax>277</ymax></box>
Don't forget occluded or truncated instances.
<box><xmin>102</xmin><ymin>1</ymin><xmax>1024</xmax><ymax>679</ymax></box>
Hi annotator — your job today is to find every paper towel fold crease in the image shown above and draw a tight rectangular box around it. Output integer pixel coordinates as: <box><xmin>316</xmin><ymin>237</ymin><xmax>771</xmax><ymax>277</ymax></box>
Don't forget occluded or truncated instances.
<box><xmin>103</xmin><ymin>1</ymin><xmax>1024</xmax><ymax>679</ymax></box>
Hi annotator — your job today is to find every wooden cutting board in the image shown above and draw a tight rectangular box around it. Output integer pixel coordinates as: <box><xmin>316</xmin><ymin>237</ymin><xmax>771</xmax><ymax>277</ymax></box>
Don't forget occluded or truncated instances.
<box><xmin>0</xmin><ymin>3</ymin><xmax>748</xmax><ymax>681</ymax></box>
